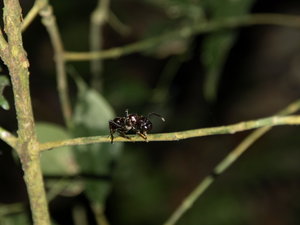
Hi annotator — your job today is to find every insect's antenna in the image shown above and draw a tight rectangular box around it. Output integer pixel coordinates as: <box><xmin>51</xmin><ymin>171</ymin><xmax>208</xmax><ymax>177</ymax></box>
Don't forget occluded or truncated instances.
<box><xmin>147</xmin><ymin>112</ymin><xmax>165</xmax><ymax>122</ymax></box>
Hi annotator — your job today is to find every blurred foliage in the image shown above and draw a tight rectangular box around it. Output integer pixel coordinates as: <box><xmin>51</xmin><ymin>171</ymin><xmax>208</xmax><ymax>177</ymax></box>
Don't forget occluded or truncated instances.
<box><xmin>37</xmin><ymin>122</ymin><xmax>83</xmax><ymax>197</ymax></box>
<box><xmin>177</xmin><ymin>128</ymin><xmax>300</xmax><ymax>225</ymax></box>
<box><xmin>112</xmin><ymin>147</ymin><xmax>169</xmax><ymax>225</ymax></box>
<box><xmin>0</xmin><ymin>75</ymin><xmax>10</xmax><ymax>110</ymax></box>
<box><xmin>37</xmin><ymin>122</ymin><xmax>78</xmax><ymax>176</ymax></box>
<box><xmin>106</xmin><ymin>76</ymin><xmax>151</xmax><ymax>107</ymax></box>
<box><xmin>2</xmin><ymin>0</ymin><xmax>300</xmax><ymax>225</ymax></box>
<box><xmin>71</xmin><ymin>73</ymin><xmax>123</xmax><ymax>206</ymax></box>
<box><xmin>202</xmin><ymin>0</ymin><xmax>255</xmax><ymax>101</ymax></box>
<box><xmin>0</xmin><ymin>211</ymin><xmax>30</xmax><ymax>225</ymax></box>
<box><xmin>141</xmin><ymin>0</ymin><xmax>255</xmax><ymax>101</ymax></box>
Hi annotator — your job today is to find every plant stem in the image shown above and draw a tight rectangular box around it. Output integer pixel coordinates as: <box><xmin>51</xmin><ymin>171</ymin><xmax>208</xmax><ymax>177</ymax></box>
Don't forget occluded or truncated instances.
<box><xmin>39</xmin><ymin>113</ymin><xmax>300</xmax><ymax>151</ymax></box>
<box><xmin>40</xmin><ymin>3</ymin><xmax>72</xmax><ymax>127</ymax></box>
<box><xmin>90</xmin><ymin>0</ymin><xmax>110</xmax><ymax>91</ymax></box>
<box><xmin>22</xmin><ymin>151</ymin><xmax>50</xmax><ymax>225</ymax></box>
<box><xmin>0</xmin><ymin>126</ymin><xmax>18</xmax><ymax>149</ymax></box>
<box><xmin>64</xmin><ymin>13</ymin><xmax>300</xmax><ymax>61</ymax></box>
<box><xmin>0</xmin><ymin>203</ymin><xmax>24</xmax><ymax>216</ymax></box>
<box><xmin>0</xmin><ymin>1</ymin><xmax>50</xmax><ymax>224</ymax></box>
<box><xmin>22</xmin><ymin>0</ymin><xmax>47</xmax><ymax>31</ymax></box>
<box><xmin>163</xmin><ymin>99</ymin><xmax>300</xmax><ymax>225</ymax></box>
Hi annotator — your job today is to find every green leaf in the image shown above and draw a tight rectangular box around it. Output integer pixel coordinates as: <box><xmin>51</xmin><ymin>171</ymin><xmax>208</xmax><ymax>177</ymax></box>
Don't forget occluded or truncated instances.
<box><xmin>202</xmin><ymin>31</ymin><xmax>236</xmax><ymax>101</ymax></box>
<box><xmin>202</xmin><ymin>0</ymin><xmax>255</xmax><ymax>101</ymax></box>
<box><xmin>36</xmin><ymin>122</ymin><xmax>82</xmax><ymax>197</ymax></box>
<box><xmin>0</xmin><ymin>212</ymin><xmax>30</xmax><ymax>225</ymax></box>
<box><xmin>36</xmin><ymin>122</ymin><xmax>78</xmax><ymax>176</ymax></box>
<box><xmin>72</xmin><ymin>75</ymin><xmax>123</xmax><ymax>205</ymax></box>
<box><xmin>0</xmin><ymin>75</ymin><xmax>10</xmax><ymax>110</ymax></box>
<box><xmin>107</xmin><ymin>77</ymin><xmax>150</xmax><ymax>106</ymax></box>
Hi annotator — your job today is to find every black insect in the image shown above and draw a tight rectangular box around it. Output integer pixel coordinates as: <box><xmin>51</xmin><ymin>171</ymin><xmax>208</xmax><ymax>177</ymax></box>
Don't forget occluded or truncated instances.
<box><xmin>109</xmin><ymin>109</ymin><xmax>165</xmax><ymax>143</ymax></box>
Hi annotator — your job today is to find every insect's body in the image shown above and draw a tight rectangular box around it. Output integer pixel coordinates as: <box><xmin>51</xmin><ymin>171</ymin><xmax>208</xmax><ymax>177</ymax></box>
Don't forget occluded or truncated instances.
<box><xmin>109</xmin><ymin>110</ymin><xmax>164</xmax><ymax>143</ymax></box>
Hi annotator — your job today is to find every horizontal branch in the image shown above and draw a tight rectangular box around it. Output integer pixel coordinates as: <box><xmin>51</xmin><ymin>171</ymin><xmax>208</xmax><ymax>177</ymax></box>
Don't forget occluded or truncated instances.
<box><xmin>39</xmin><ymin>115</ymin><xmax>300</xmax><ymax>152</ymax></box>
<box><xmin>163</xmin><ymin>98</ymin><xmax>300</xmax><ymax>225</ymax></box>
<box><xmin>64</xmin><ymin>13</ymin><xmax>300</xmax><ymax>61</ymax></box>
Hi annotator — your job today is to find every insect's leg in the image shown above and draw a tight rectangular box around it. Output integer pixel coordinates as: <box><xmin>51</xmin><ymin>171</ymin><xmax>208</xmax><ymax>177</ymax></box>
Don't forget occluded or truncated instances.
<box><xmin>110</xmin><ymin>133</ymin><xmax>114</xmax><ymax>144</ymax></box>
<box><xmin>110</xmin><ymin>120</ymin><xmax>123</xmax><ymax>128</ymax></box>
<box><xmin>137</xmin><ymin>131</ymin><xmax>147</xmax><ymax>141</ymax></box>
<box><xmin>125</xmin><ymin>109</ymin><xmax>129</xmax><ymax>117</ymax></box>
<box><xmin>118</xmin><ymin>130</ymin><xmax>131</xmax><ymax>140</ymax></box>
<box><xmin>109</xmin><ymin>121</ymin><xmax>115</xmax><ymax>144</ymax></box>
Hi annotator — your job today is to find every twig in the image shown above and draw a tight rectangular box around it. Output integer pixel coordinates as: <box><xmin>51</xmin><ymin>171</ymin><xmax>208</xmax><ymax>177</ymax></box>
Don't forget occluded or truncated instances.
<box><xmin>22</xmin><ymin>0</ymin><xmax>47</xmax><ymax>31</ymax></box>
<box><xmin>108</xmin><ymin>11</ymin><xmax>130</xmax><ymax>36</ymax></box>
<box><xmin>91</xmin><ymin>203</ymin><xmax>110</xmax><ymax>225</ymax></box>
<box><xmin>39</xmin><ymin>3</ymin><xmax>72</xmax><ymax>127</ymax></box>
<box><xmin>39</xmin><ymin>114</ymin><xmax>300</xmax><ymax>152</ymax></box>
<box><xmin>0</xmin><ymin>203</ymin><xmax>24</xmax><ymax>216</ymax></box>
<box><xmin>0</xmin><ymin>126</ymin><xmax>18</xmax><ymax>149</ymax></box>
<box><xmin>0</xmin><ymin>1</ymin><xmax>50</xmax><ymax>224</ymax></box>
<box><xmin>90</xmin><ymin>0</ymin><xmax>110</xmax><ymax>91</ymax></box>
<box><xmin>163</xmin><ymin>100</ymin><xmax>300</xmax><ymax>225</ymax></box>
<box><xmin>64</xmin><ymin>13</ymin><xmax>300</xmax><ymax>61</ymax></box>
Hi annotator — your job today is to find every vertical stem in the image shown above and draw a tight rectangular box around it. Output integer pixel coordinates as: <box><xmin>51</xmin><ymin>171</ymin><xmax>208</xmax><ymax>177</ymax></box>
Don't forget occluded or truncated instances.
<box><xmin>3</xmin><ymin>2</ymin><xmax>35</xmax><ymax>141</ymax></box>
<box><xmin>40</xmin><ymin>3</ymin><xmax>72</xmax><ymax>127</ymax></box>
<box><xmin>21</xmin><ymin>151</ymin><xmax>51</xmax><ymax>225</ymax></box>
<box><xmin>90</xmin><ymin>0</ymin><xmax>110</xmax><ymax>91</ymax></box>
<box><xmin>1</xmin><ymin>1</ymin><xmax>50</xmax><ymax>224</ymax></box>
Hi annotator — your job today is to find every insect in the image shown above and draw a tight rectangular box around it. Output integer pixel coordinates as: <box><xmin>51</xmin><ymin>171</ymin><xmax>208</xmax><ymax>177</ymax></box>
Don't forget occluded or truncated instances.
<box><xmin>109</xmin><ymin>109</ymin><xmax>165</xmax><ymax>143</ymax></box>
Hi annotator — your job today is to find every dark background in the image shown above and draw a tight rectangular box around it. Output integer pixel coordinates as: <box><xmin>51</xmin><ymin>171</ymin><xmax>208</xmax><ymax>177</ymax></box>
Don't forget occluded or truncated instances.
<box><xmin>1</xmin><ymin>0</ymin><xmax>300</xmax><ymax>224</ymax></box>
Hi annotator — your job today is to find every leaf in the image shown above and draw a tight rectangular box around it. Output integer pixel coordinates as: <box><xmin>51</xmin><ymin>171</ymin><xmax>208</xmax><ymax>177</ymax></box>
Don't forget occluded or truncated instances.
<box><xmin>202</xmin><ymin>31</ymin><xmax>236</xmax><ymax>101</ymax></box>
<box><xmin>36</xmin><ymin>122</ymin><xmax>82</xmax><ymax>196</ymax></box>
<box><xmin>1</xmin><ymin>212</ymin><xmax>30</xmax><ymax>225</ymax></box>
<box><xmin>36</xmin><ymin>122</ymin><xmax>78</xmax><ymax>176</ymax></box>
<box><xmin>202</xmin><ymin>0</ymin><xmax>255</xmax><ymax>101</ymax></box>
<box><xmin>0</xmin><ymin>75</ymin><xmax>10</xmax><ymax>110</ymax></box>
<box><xmin>107</xmin><ymin>77</ymin><xmax>150</xmax><ymax>106</ymax></box>
<box><xmin>72</xmin><ymin>74</ymin><xmax>123</xmax><ymax>205</ymax></box>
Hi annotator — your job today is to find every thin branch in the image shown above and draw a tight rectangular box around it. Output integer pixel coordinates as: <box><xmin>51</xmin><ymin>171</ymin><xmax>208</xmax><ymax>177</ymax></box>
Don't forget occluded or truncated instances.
<box><xmin>64</xmin><ymin>13</ymin><xmax>300</xmax><ymax>61</ymax></box>
<box><xmin>0</xmin><ymin>203</ymin><xmax>24</xmax><ymax>216</ymax></box>
<box><xmin>90</xmin><ymin>0</ymin><xmax>110</xmax><ymax>91</ymax></box>
<box><xmin>0</xmin><ymin>29</ymin><xmax>9</xmax><ymax>59</ymax></box>
<box><xmin>163</xmin><ymin>100</ymin><xmax>300</xmax><ymax>225</ymax></box>
<box><xmin>108</xmin><ymin>11</ymin><xmax>130</xmax><ymax>36</ymax></box>
<box><xmin>91</xmin><ymin>203</ymin><xmax>110</xmax><ymax>225</ymax></box>
<box><xmin>39</xmin><ymin>3</ymin><xmax>72</xmax><ymax>127</ymax></box>
<box><xmin>0</xmin><ymin>126</ymin><xmax>18</xmax><ymax>149</ymax></box>
<box><xmin>22</xmin><ymin>0</ymin><xmax>47</xmax><ymax>31</ymax></box>
<box><xmin>39</xmin><ymin>114</ymin><xmax>300</xmax><ymax>152</ymax></box>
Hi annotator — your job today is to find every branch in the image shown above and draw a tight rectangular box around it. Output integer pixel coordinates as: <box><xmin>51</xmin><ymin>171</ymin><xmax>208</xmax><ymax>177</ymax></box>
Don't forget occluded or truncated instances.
<box><xmin>39</xmin><ymin>114</ymin><xmax>300</xmax><ymax>152</ymax></box>
<box><xmin>108</xmin><ymin>11</ymin><xmax>130</xmax><ymax>36</ymax></box>
<box><xmin>64</xmin><ymin>13</ymin><xmax>300</xmax><ymax>61</ymax></box>
<box><xmin>163</xmin><ymin>100</ymin><xmax>300</xmax><ymax>225</ymax></box>
<box><xmin>39</xmin><ymin>3</ymin><xmax>72</xmax><ymax>127</ymax></box>
<box><xmin>3</xmin><ymin>0</ymin><xmax>35</xmax><ymax>144</ymax></box>
<box><xmin>90</xmin><ymin>0</ymin><xmax>110</xmax><ymax>91</ymax></box>
<box><xmin>0</xmin><ymin>29</ymin><xmax>9</xmax><ymax>60</ymax></box>
<box><xmin>22</xmin><ymin>0</ymin><xmax>47</xmax><ymax>31</ymax></box>
<box><xmin>0</xmin><ymin>126</ymin><xmax>18</xmax><ymax>149</ymax></box>
<box><xmin>0</xmin><ymin>203</ymin><xmax>24</xmax><ymax>216</ymax></box>
<box><xmin>1</xmin><ymin>1</ymin><xmax>50</xmax><ymax>224</ymax></box>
